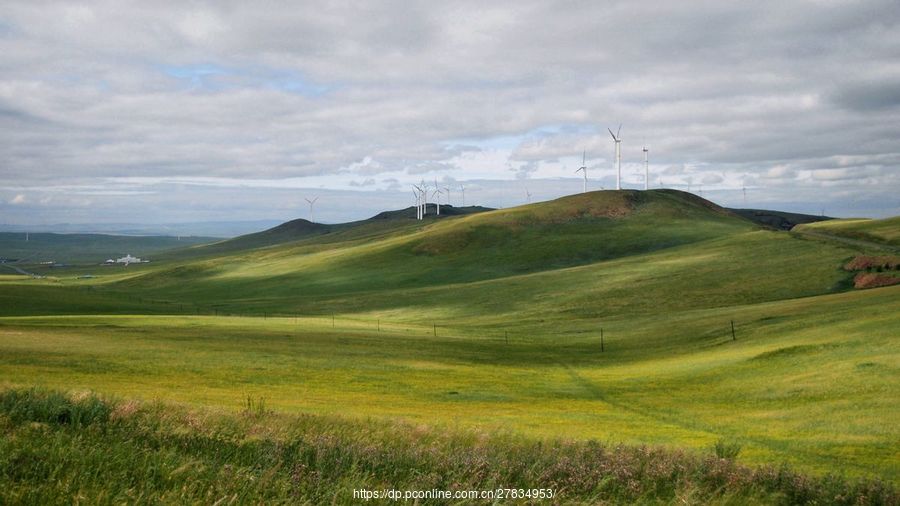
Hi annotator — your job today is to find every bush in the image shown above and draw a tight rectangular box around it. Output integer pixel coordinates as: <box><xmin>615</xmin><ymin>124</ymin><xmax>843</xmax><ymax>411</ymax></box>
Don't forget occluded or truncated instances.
<box><xmin>713</xmin><ymin>438</ymin><xmax>742</xmax><ymax>460</ymax></box>
<box><xmin>0</xmin><ymin>388</ymin><xmax>111</xmax><ymax>428</ymax></box>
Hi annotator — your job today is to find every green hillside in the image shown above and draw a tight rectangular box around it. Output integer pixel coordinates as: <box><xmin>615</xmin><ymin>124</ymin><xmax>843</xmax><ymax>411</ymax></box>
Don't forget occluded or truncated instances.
<box><xmin>119</xmin><ymin>190</ymin><xmax>758</xmax><ymax>302</ymax></box>
<box><xmin>161</xmin><ymin>205</ymin><xmax>493</xmax><ymax>262</ymax></box>
<box><xmin>1</xmin><ymin>189</ymin><xmax>898</xmax><ymax>492</ymax></box>
<box><xmin>796</xmin><ymin>216</ymin><xmax>900</xmax><ymax>248</ymax></box>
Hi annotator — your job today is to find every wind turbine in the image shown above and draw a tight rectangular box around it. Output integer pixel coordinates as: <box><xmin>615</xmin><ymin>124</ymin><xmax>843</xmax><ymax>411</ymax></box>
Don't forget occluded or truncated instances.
<box><xmin>432</xmin><ymin>187</ymin><xmax>442</xmax><ymax>215</ymax></box>
<box><xmin>608</xmin><ymin>125</ymin><xmax>622</xmax><ymax>190</ymax></box>
<box><xmin>412</xmin><ymin>187</ymin><xmax>421</xmax><ymax>220</ymax></box>
<box><xmin>643</xmin><ymin>145</ymin><xmax>649</xmax><ymax>191</ymax></box>
<box><xmin>304</xmin><ymin>197</ymin><xmax>319</xmax><ymax>223</ymax></box>
<box><xmin>420</xmin><ymin>180</ymin><xmax>429</xmax><ymax>216</ymax></box>
<box><xmin>443</xmin><ymin>185</ymin><xmax>452</xmax><ymax>207</ymax></box>
<box><xmin>575</xmin><ymin>150</ymin><xmax>587</xmax><ymax>193</ymax></box>
<box><xmin>742</xmin><ymin>186</ymin><xmax>747</xmax><ymax>206</ymax></box>
<box><xmin>525</xmin><ymin>187</ymin><xmax>532</xmax><ymax>203</ymax></box>
<box><xmin>459</xmin><ymin>184</ymin><xmax>466</xmax><ymax>206</ymax></box>
<box><xmin>413</xmin><ymin>184</ymin><xmax>425</xmax><ymax>219</ymax></box>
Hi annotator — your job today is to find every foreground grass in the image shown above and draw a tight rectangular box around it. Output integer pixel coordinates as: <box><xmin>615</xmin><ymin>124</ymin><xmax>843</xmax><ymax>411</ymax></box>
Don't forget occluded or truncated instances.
<box><xmin>1</xmin><ymin>388</ymin><xmax>895</xmax><ymax>505</ymax></box>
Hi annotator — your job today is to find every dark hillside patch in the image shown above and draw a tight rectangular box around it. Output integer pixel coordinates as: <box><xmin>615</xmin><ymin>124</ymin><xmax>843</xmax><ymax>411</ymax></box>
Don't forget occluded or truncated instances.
<box><xmin>370</xmin><ymin>204</ymin><xmax>493</xmax><ymax>220</ymax></box>
<box><xmin>728</xmin><ymin>209</ymin><xmax>831</xmax><ymax>230</ymax></box>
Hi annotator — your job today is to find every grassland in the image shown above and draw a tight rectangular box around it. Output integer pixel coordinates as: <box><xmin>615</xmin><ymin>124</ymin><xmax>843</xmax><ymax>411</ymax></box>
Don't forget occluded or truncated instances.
<box><xmin>1</xmin><ymin>190</ymin><xmax>898</xmax><ymax>502</ymax></box>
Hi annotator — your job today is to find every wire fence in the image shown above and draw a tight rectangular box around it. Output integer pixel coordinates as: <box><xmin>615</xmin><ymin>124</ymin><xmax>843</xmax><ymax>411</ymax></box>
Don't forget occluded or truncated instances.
<box><xmin>66</xmin><ymin>287</ymin><xmax>743</xmax><ymax>349</ymax></box>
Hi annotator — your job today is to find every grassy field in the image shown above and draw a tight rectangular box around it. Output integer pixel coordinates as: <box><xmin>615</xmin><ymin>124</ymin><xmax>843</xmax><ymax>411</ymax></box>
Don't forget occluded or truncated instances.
<box><xmin>1</xmin><ymin>190</ymin><xmax>898</xmax><ymax>501</ymax></box>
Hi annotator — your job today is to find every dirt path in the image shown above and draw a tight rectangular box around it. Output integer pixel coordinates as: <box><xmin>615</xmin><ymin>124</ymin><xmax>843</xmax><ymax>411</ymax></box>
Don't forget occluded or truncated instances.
<box><xmin>0</xmin><ymin>263</ymin><xmax>37</xmax><ymax>277</ymax></box>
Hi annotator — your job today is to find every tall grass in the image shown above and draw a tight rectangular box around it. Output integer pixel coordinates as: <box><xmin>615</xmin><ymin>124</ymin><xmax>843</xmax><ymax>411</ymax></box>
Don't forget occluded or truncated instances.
<box><xmin>0</xmin><ymin>389</ymin><xmax>895</xmax><ymax>505</ymax></box>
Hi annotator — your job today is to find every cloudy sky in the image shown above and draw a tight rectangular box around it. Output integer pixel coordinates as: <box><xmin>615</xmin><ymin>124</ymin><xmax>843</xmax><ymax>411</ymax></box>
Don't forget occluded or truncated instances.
<box><xmin>1</xmin><ymin>0</ymin><xmax>899</xmax><ymax>228</ymax></box>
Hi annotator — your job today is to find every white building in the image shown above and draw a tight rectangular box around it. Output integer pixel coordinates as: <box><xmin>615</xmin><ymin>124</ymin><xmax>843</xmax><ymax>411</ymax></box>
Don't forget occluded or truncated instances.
<box><xmin>116</xmin><ymin>254</ymin><xmax>140</xmax><ymax>265</ymax></box>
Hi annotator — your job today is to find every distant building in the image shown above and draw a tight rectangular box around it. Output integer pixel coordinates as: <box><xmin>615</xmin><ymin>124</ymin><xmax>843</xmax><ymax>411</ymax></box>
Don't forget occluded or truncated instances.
<box><xmin>116</xmin><ymin>254</ymin><xmax>140</xmax><ymax>265</ymax></box>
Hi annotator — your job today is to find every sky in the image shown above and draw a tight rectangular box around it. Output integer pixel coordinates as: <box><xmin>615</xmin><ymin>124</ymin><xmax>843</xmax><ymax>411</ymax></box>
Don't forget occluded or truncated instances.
<box><xmin>1</xmin><ymin>0</ymin><xmax>899</xmax><ymax>228</ymax></box>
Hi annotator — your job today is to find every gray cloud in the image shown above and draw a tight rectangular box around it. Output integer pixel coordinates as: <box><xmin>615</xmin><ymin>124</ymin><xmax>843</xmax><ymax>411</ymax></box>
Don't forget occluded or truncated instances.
<box><xmin>1</xmin><ymin>0</ymin><xmax>898</xmax><ymax>225</ymax></box>
<box><xmin>832</xmin><ymin>79</ymin><xmax>900</xmax><ymax>112</ymax></box>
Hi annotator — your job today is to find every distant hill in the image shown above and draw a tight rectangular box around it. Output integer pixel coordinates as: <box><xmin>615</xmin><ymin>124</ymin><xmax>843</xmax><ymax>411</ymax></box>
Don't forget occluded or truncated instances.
<box><xmin>727</xmin><ymin>208</ymin><xmax>832</xmax><ymax>230</ymax></box>
<box><xmin>369</xmin><ymin>204</ymin><xmax>494</xmax><ymax>220</ymax></box>
<box><xmin>176</xmin><ymin>204</ymin><xmax>496</xmax><ymax>258</ymax></box>
<box><xmin>0</xmin><ymin>233</ymin><xmax>215</xmax><ymax>265</ymax></box>
<box><xmin>0</xmin><ymin>220</ymin><xmax>280</xmax><ymax>238</ymax></box>
<box><xmin>125</xmin><ymin>189</ymin><xmax>757</xmax><ymax>295</ymax></box>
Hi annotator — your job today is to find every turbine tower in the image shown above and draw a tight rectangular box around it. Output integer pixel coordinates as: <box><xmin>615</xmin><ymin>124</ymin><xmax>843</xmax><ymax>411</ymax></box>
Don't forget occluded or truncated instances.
<box><xmin>413</xmin><ymin>184</ymin><xmax>421</xmax><ymax>219</ymax></box>
<box><xmin>304</xmin><ymin>197</ymin><xmax>319</xmax><ymax>223</ymax></box>
<box><xmin>608</xmin><ymin>125</ymin><xmax>622</xmax><ymax>190</ymax></box>
<box><xmin>413</xmin><ymin>184</ymin><xmax>425</xmax><ymax>219</ymax></box>
<box><xmin>420</xmin><ymin>180</ymin><xmax>429</xmax><ymax>216</ymax></box>
<box><xmin>432</xmin><ymin>188</ymin><xmax>442</xmax><ymax>215</ymax></box>
<box><xmin>643</xmin><ymin>145</ymin><xmax>649</xmax><ymax>191</ymax></box>
<box><xmin>575</xmin><ymin>150</ymin><xmax>587</xmax><ymax>193</ymax></box>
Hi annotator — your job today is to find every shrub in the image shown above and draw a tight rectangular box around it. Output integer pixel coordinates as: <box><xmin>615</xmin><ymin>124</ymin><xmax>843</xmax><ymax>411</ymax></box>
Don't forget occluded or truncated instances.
<box><xmin>713</xmin><ymin>438</ymin><xmax>742</xmax><ymax>461</ymax></box>
<box><xmin>0</xmin><ymin>388</ymin><xmax>111</xmax><ymax>428</ymax></box>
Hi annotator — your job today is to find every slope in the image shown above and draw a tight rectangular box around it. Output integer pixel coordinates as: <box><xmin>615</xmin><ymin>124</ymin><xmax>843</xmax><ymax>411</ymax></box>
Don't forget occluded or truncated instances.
<box><xmin>121</xmin><ymin>190</ymin><xmax>757</xmax><ymax>299</ymax></box>
<box><xmin>159</xmin><ymin>205</ymin><xmax>494</xmax><ymax>262</ymax></box>
<box><xmin>795</xmin><ymin>216</ymin><xmax>900</xmax><ymax>249</ymax></box>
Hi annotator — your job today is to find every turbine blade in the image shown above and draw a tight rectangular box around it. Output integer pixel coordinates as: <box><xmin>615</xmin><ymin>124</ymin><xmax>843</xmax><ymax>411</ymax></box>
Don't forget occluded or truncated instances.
<box><xmin>617</xmin><ymin>124</ymin><xmax>621</xmax><ymax>137</ymax></box>
<box><xmin>608</xmin><ymin>127</ymin><xmax>615</xmax><ymax>139</ymax></box>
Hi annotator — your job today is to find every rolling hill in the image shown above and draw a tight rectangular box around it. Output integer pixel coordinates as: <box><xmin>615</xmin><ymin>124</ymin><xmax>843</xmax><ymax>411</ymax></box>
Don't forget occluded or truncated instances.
<box><xmin>795</xmin><ymin>216</ymin><xmax>900</xmax><ymax>249</ymax></box>
<box><xmin>122</xmin><ymin>190</ymin><xmax>758</xmax><ymax>300</ymax></box>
